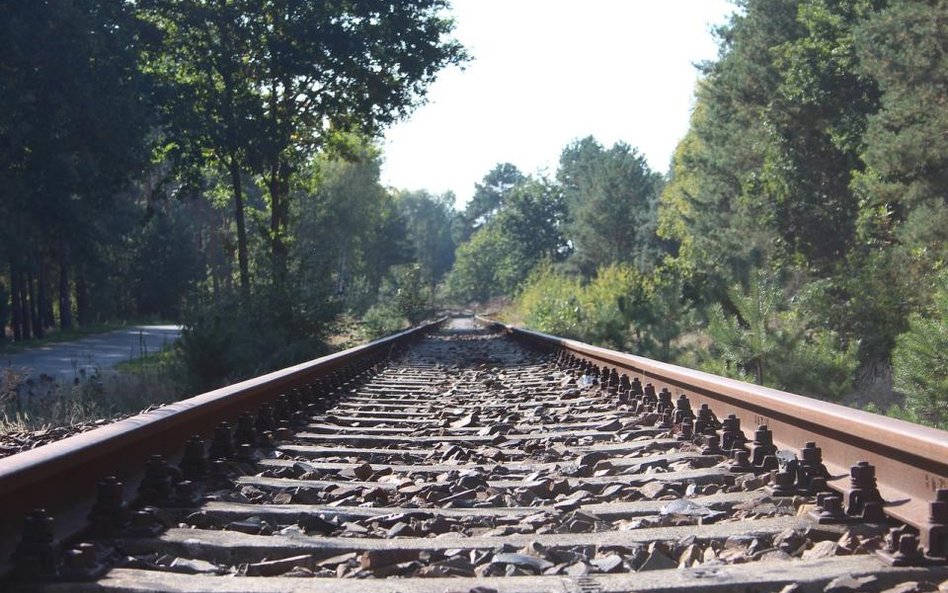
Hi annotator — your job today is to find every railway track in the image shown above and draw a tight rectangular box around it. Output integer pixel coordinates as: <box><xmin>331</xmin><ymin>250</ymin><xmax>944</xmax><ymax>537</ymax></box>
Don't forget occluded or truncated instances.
<box><xmin>1</xmin><ymin>316</ymin><xmax>947</xmax><ymax>592</ymax></box>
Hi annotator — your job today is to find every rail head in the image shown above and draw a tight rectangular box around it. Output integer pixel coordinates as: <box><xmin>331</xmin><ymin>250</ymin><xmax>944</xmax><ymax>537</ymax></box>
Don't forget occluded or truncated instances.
<box><xmin>483</xmin><ymin>318</ymin><xmax>948</xmax><ymax>544</ymax></box>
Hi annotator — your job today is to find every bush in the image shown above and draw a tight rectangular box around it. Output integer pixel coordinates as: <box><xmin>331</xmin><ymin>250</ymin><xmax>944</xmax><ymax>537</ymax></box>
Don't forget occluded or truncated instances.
<box><xmin>362</xmin><ymin>302</ymin><xmax>408</xmax><ymax>339</ymax></box>
<box><xmin>515</xmin><ymin>263</ymin><xmax>691</xmax><ymax>359</ymax></box>
<box><xmin>892</xmin><ymin>271</ymin><xmax>948</xmax><ymax>429</ymax></box>
<box><xmin>516</xmin><ymin>264</ymin><xmax>583</xmax><ymax>339</ymax></box>
<box><xmin>699</xmin><ymin>272</ymin><xmax>859</xmax><ymax>399</ymax></box>
<box><xmin>175</xmin><ymin>287</ymin><xmax>333</xmax><ymax>394</ymax></box>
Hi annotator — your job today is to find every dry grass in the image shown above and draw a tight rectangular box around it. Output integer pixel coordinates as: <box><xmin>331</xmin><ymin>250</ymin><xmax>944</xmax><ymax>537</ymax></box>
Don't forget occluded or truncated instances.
<box><xmin>0</xmin><ymin>365</ymin><xmax>180</xmax><ymax>437</ymax></box>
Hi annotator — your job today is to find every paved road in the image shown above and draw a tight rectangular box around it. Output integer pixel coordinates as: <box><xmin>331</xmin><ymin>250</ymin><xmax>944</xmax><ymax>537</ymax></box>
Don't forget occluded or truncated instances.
<box><xmin>0</xmin><ymin>325</ymin><xmax>181</xmax><ymax>379</ymax></box>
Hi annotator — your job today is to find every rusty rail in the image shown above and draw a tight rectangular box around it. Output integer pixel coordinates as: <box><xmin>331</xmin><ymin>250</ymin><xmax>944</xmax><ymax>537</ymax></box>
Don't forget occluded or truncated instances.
<box><xmin>485</xmin><ymin>318</ymin><xmax>948</xmax><ymax>553</ymax></box>
<box><xmin>0</xmin><ymin>318</ymin><xmax>443</xmax><ymax>541</ymax></box>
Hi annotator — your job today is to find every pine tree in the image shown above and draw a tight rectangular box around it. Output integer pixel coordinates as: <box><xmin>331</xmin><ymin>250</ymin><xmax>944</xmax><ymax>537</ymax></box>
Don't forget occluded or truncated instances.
<box><xmin>892</xmin><ymin>272</ymin><xmax>948</xmax><ymax>430</ymax></box>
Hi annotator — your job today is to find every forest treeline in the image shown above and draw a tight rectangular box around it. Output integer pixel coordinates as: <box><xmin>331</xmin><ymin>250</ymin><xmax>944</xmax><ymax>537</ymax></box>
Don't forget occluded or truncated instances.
<box><xmin>1</xmin><ymin>1</ymin><xmax>944</xmax><ymax>428</ymax></box>
<box><xmin>444</xmin><ymin>0</ymin><xmax>947</xmax><ymax>429</ymax></box>
<box><xmin>0</xmin><ymin>1</ymin><xmax>465</xmax><ymax>388</ymax></box>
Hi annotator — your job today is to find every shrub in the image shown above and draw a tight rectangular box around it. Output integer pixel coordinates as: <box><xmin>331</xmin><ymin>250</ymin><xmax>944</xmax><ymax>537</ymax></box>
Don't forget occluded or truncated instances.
<box><xmin>700</xmin><ymin>272</ymin><xmax>858</xmax><ymax>399</ymax></box>
<box><xmin>892</xmin><ymin>271</ymin><xmax>948</xmax><ymax>429</ymax></box>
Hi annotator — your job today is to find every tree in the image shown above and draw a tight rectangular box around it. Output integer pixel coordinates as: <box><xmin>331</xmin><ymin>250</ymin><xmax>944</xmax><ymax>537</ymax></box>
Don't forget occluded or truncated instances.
<box><xmin>142</xmin><ymin>0</ymin><xmax>467</xmax><ymax>294</ymax></box>
<box><xmin>140</xmin><ymin>0</ymin><xmax>263</xmax><ymax>295</ymax></box>
<box><xmin>456</xmin><ymin>163</ymin><xmax>525</xmax><ymax>242</ymax></box>
<box><xmin>558</xmin><ymin>137</ymin><xmax>664</xmax><ymax>276</ymax></box>
<box><xmin>702</xmin><ymin>272</ymin><xmax>858</xmax><ymax>399</ymax></box>
<box><xmin>892</xmin><ymin>271</ymin><xmax>948</xmax><ymax>430</ymax></box>
<box><xmin>446</xmin><ymin>176</ymin><xmax>568</xmax><ymax>304</ymax></box>
<box><xmin>396</xmin><ymin>190</ymin><xmax>457</xmax><ymax>288</ymax></box>
<box><xmin>0</xmin><ymin>0</ymin><xmax>155</xmax><ymax>337</ymax></box>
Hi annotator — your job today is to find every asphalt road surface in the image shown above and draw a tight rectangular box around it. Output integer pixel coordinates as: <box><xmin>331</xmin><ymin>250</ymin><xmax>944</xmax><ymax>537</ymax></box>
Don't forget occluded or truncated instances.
<box><xmin>0</xmin><ymin>325</ymin><xmax>181</xmax><ymax>379</ymax></box>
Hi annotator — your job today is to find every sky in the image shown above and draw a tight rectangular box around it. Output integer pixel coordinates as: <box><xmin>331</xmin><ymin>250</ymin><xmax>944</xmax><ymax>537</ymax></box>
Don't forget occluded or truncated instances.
<box><xmin>379</xmin><ymin>0</ymin><xmax>736</xmax><ymax>208</ymax></box>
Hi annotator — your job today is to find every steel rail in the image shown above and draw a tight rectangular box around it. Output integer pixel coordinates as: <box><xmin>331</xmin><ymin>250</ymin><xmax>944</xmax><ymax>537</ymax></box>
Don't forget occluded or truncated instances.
<box><xmin>0</xmin><ymin>318</ymin><xmax>444</xmax><ymax>538</ymax></box>
<box><xmin>484</xmin><ymin>318</ymin><xmax>948</xmax><ymax>552</ymax></box>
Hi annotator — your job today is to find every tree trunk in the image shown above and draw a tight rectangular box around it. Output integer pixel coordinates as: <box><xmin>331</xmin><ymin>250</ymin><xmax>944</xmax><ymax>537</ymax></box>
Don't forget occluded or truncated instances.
<box><xmin>10</xmin><ymin>263</ymin><xmax>22</xmax><ymax>341</ymax></box>
<box><xmin>76</xmin><ymin>266</ymin><xmax>90</xmax><ymax>327</ymax></box>
<box><xmin>59</xmin><ymin>239</ymin><xmax>73</xmax><ymax>330</ymax></box>
<box><xmin>19</xmin><ymin>269</ymin><xmax>32</xmax><ymax>339</ymax></box>
<box><xmin>228</xmin><ymin>159</ymin><xmax>251</xmax><ymax>296</ymax></box>
<box><xmin>39</xmin><ymin>259</ymin><xmax>54</xmax><ymax>331</ymax></box>
<box><xmin>28</xmin><ymin>269</ymin><xmax>42</xmax><ymax>339</ymax></box>
<box><xmin>268</xmin><ymin>161</ymin><xmax>291</xmax><ymax>292</ymax></box>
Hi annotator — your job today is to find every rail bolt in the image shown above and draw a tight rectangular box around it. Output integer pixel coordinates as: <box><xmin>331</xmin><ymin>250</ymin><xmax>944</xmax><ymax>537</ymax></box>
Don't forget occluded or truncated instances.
<box><xmin>810</xmin><ymin>494</ymin><xmax>854</xmax><ymax>524</ymax></box>
<box><xmin>701</xmin><ymin>434</ymin><xmax>723</xmax><ymax>455</ymax></box>
<box><xmin>88</xmin><ymin>476</ymin><xmax>127</xmax><ymax>536</ymax></box>
<box><xmin>13</xmin><ymin>509</ymin><xmax>59</xmax><ymax>580</ymax></box>
<box><xmin>180</xmin><ymin>436</ymin><xmax>207</xmax><ymax>480</ymax></box>
<box><xmin>847</xmin><ymin>461</ymin><xmax>884</xmax><ymax>518</ymax></box>
<box><xmin>677</xmin><ymin>418</ymin><xmax>694</xmax><ymax>442</ymax></box>
<box><xmin>878</xmin><ymin>527</ymin><xmax>925</xmax><ymax>566</ymax></box>
<box><xmin>922</xmin><ymin>488</ymin><xmax>948</xmax><ymax>561</ymax></box>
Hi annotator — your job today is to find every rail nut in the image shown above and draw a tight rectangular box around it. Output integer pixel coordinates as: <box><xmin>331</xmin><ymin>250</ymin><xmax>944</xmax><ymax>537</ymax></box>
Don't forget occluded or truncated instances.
<box><xmin>234</xmin><ymin>412</ymin><xmax>258</xmax><ymax>446</ymax></box>
<box><xmin>765</xmin><ymin>468</ymin><xmax>798</xmax><ymax>497</ymax></box>
<box><xmin>673</xmin><ymin>394</ymin><xmax>695</xmax><ymax>424</ymax></box>
<box><xmin>877</xmin><ymin>527</ymin><xmax>926</xmax><ymax>566</ymax></box>
<box><xmin>677</xmin><ymin>418</ymin><xmax>694</xmax><ymax>442</ymax></box>
<box><xmin>701</xmin><ymin>434</ymin><xmax>723</xmax><ymax>456</ymax></box>
<box><xmin>809</xmin><ymin>494</ymin><xmax>858</xmax><ymax>524</ymax></box>
<box><xmin>88</xmin><ymin>476</ymin><xmax>128</xmax><ymax>536</ymax></box>
<box><xmin>847</xmin><ymin>461</ymin><xmax>884</xmax><ymax>518</ymax></box>
<box><xmin>13</xmin><ymin>509</ymin><xmax>60</xmax><ymax>580</ymax></box>
<box><xmin>126</xmin><ymin>508</ymin><xmax>163</xmax><ymax>538</ymax></box>
<box><xmin>60</xmin><ymin>543</ymin><xmax>108</xmax><ymax>582</ymax></box>
<box><xmin>922</xmin><ymin>489</ymin><xmax>948</xmax><ymax>561</ymax></box>
<box><xmin>170</xmin><ymin>480</ymin><xmax>202</xmax><ymax>508</ymax></box>
<box><xmin>209</xmin><ymin>422</ymin><xmax>235</xmax><ymax>460</ymax></box>
<box><xmin>727</xmin><ymin>450</ymin><xmax>754</xmax><ymax>473</ymax></box>
<box><xmin>179</xmin><ymin>436</ymin><xmax>207</xmax><ymax>481</ymax></box>
<box><xmin>795</xmin><ymin>441</ymin><xmax>831</xmax><ymax>493</ymax></box>
<box><xmin>137</xmin><ymin>455</ymin><xmax>175</xmax><ymax>507</ymax></box>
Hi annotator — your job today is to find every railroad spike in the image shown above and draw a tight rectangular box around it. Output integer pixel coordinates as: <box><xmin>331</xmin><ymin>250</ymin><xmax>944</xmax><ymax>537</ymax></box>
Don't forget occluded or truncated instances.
<box><xmin>878</xmin><ymin>526</ymin><xmax>926</xmax><ymax>566</ymax></box>
<box><xmin>137</xmin><ymin>455</ymin><xmax>174</xmax><ymax>507</ymax></box>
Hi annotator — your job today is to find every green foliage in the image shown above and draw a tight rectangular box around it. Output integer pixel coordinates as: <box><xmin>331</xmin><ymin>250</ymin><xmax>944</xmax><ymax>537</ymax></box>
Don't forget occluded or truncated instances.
<box><xmin>456</xmin><ymin>163</ymin><xmax>525</xmax><ymax>243</ymax></box>
<box><xmin>446</xmin><ymin>226</ymin><xmax>524</xmax><ymax>303</ymax></box>
<box><xmin>361</xmin><ymin>264</ymin><xmax>429</xmax><ymax>339</ymax></box>
<box><xmin>515</xmin><ymin>264</ymin><xmax>693</xmax><ymax>360</ymax></box>
<box><xmin>395</xmin><ymin>191</ymin><xmax>457</xmax><ymax>287</ymax></box>
<box><xmin>892</xmin><ymin>272</ymin><xmax>948</xmax><ymax>429</ymax></box>
<box><xmin>361</xmin><ymin>304</ymin><xmax>408</xmax><ymax>340</ymax></box>
<box><xmin>700</xmin><ymin>272</ymin><xmax>858</xmax><ymax>399</ymax></box>
<box><xmin>558</xmin><ymin>137</ymin><xmax>665</xmax><ymax>275</ymax></box>
<box><xmin>295</xmin><ymin>139</ymin><xmax>411</xmax><ymax>313</ymax></box>
<box><xmin>446</xmin><ymin>175</ymin><xmax>568</xmax><ymax>304</ymax></box>
<box><xmin>390</xmin><ymin>264</ymin><xmax>429</xmax><ymax>325</ymax></box>
<box><xmin>175</xmin><ymin>287</ymin><xmax>333</xmax><ymax>393</ymax></box>
<box><xmin>515</xmin><ymin>264</ymin><xmax>583</xmax><ymax>339</ymax></box>
<box><xmin>129</xmin><ymin>204</ymin><xmax>203</xmax><ymax>319</ymax></box>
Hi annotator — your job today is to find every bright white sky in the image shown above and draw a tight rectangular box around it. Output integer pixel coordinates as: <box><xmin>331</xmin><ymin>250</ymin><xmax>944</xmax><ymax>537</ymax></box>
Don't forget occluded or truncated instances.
<box><xmin>379</xmin><ymin>0</ymin><xmax>735</xmax><ymax>208</ymax></box>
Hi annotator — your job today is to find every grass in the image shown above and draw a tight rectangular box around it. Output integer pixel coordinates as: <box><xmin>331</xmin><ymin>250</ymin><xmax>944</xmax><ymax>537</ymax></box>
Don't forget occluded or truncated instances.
<box><xmin>114</xmin><ymin>347</ymin><xmax>178</xmax><ymax>374</ymax></box>
<box><xmin>0</xmin><ymin>366</ymin><xmax>180</xmax><ymax>437</ymax></box>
